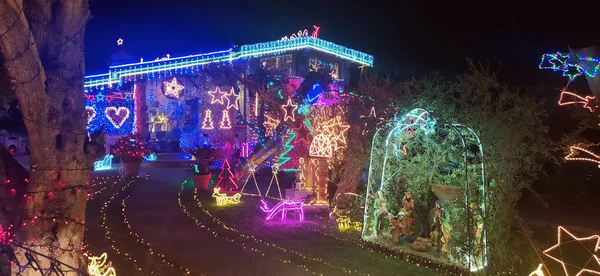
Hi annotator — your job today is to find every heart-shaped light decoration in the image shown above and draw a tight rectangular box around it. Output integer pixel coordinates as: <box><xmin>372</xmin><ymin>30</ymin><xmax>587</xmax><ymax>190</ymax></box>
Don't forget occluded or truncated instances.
<box><xmin>105</xmin><ymin>107</ymin><xmax>130</xmax><ymax>129</ymax></box>
<box><xmin>85</xmin><ymin>106</ymin><xmax>96</xmax><ymax>123</ymax></box>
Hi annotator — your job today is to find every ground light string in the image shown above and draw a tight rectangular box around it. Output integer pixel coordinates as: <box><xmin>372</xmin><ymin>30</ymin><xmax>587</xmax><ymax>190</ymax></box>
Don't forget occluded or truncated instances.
<box><xmin>177</xmin><ymin>180</ymin><xmax>322</xmax><ymax>275</ymax></box>
<box><xmin>100</xmin><ymin>179</ymin><xmax>144</xmax><ymax>273</ymax></box>
<box><xmin>242</xmin><ymin>218</ymin><xmax>396</xmax><ymax>276</ymax></box>
<box><xmin>209</xmin><ymin>196</ymin><xmax>389</xmax><ymax>275</ymax></box>
<box><xmin>121</xmin><ymin>189</ymin><xmax>192</xmax><ymax>274</ymax></box>
<box><xmin>83</xmin><ymin>176</ymin><xmax>124</xmax><ymax>267</ymax></box>
<box><xmin>189</xmin><ymin>184</ymin><xmax>358</xmax><ymax>275</ymax></box>
<box><xmin>101</xmin><ymin>179</ymin><xmax>192</xmax><ymax>274</ymax></box>
<box><xmin>305</xmin><ymin>223</ymin><xmax>463</xmax><ymax>275</ymax></box>
<box><xmin>89</xmin><ymin>176</ymin><xmax>122</xmax><ymax>200</ymax></box>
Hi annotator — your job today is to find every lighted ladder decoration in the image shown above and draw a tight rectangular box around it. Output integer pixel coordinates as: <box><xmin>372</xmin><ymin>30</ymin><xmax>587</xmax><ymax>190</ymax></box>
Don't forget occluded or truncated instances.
<box><xmin>265</xmin><ymin>162</ymin><xmax>283</xmax><ymax>199</ymax></box>
<box><xmin>240</xmin><ymin>162</ymin><xmax>261</xmax><ymax>196</ymax></box>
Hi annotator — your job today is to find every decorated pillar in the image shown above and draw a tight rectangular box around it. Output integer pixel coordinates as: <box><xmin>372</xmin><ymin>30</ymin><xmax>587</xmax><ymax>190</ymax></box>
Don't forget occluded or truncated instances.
<box><xmin>133</xmin><ymin>80</ymin><xmax>147</xmax><ymax>139</ymax></box>
<box><xmin>313</xmin><ymin>157</ymin><xmax>329</xmax><ymax>203</ymax></box>
<box><xmin>297</xmin><ymin>156</ymin><xmax>328</xmax><ymax>203</ymax></box>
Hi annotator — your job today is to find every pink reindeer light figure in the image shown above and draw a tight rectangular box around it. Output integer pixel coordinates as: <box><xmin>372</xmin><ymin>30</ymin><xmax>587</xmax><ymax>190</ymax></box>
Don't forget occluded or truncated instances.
<box><xmin>260</xmin><ymin>199</ymin><xmax>305</xmax><ymax>223</ymax></box>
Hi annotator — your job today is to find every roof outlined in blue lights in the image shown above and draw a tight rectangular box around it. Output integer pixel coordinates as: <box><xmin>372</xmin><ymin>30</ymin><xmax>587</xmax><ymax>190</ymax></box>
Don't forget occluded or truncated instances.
<box><xmin>84</xmin><ymin>37</ymin><xmax>374</xmax><ymax>88</ymax></box>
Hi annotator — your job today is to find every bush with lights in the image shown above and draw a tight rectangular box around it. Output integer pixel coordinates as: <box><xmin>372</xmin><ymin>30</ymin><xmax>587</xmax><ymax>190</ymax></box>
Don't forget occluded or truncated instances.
<box><xmin>112</xmin><ymin>134</ymin><xmax>150</xmax><ymax>162</ymax></box>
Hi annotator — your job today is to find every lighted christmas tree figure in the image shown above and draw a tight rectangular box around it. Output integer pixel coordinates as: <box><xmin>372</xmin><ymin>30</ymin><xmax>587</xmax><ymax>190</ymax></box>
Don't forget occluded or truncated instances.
<box><xmin>220</xmin><ymin>109</ymin><xmax>232</xmax><ymax>129</ymax></box>
<box><xmin>202</xmin><ymin>109</ymin><xmax>214</xmax><ymax>129</ymax></box>
<box><xmin>215</xmin><ymin>159</ymin><xmax>239</xmax><ymax>192</ymax></box>
<box><xmin>278</xmin><ymin>129</ymin><xmax>295</xmax><ymax>168</ymax></box>
<box><xmin>265</xmin><ymin>160</ymin><xmax>283</xmax><ymax>199</ymax></box>
<box><xmin>240</xmin><ymin>162</ymin><xmax>261</xmax><ymax>196</ymax></box>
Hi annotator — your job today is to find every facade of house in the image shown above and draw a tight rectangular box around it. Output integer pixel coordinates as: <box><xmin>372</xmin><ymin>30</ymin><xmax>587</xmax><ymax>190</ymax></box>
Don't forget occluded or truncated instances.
<box><xmin>83</xmin><ymin>29</ymin><xmax>374</xmax><ymax>168</ymax></box>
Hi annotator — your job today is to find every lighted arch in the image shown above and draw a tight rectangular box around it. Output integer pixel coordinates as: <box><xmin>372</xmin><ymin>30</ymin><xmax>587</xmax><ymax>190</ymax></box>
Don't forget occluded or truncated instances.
<box><xmin>362</xmin><ymin>108</ymin><xmax>488</xmax><ymax>272</ymax></box>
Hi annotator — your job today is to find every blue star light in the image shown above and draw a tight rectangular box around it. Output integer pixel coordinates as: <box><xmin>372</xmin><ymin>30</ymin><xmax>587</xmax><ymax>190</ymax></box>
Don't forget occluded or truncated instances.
<box><xmin>95</xmin><ymin>93</ymin><xmax>105</xmax><ymax>101</ymax></box>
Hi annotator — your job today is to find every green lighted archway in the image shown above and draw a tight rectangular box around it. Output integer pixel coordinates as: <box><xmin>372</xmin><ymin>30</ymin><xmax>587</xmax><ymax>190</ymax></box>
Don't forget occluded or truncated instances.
<box><xmin>362</xmin><ymin>108</ymin><xmax>488</xmax><ymax>272</ymax></box>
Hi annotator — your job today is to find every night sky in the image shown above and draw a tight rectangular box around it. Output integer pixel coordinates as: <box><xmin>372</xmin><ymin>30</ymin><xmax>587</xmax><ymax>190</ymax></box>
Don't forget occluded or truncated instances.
<box><xmin>85</xmin><ymin>0</ymin><xmax>600</xmax><ymax>85</ymax></box>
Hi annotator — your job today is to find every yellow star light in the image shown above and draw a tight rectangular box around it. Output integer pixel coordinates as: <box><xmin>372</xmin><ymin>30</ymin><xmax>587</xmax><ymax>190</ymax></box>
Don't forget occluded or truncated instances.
<box><xmin>322</xmin><ymin>116</ymin><xmax>350</xmax><ymax>149</ymax></box>
<box><xmin>225</xmin><ymin>87</ymin><xmax>240</xmax><ymax>110</ymax></box>
<box><xmin>208</xmin><ymin>87</ymin><xmax>228</xmax><ymax>105</ymax></box>
<box><xmin>543</xmin><ymin>226</ymin><xmax>600</xmax><ymax>276</ymax></box>
<box><xmin>281</xmin><ymin>97</ymin><xmax>298</xmax><ymax>122</ymax></box>
<box><xmin>163</xmin><ymin>78</ymin><xmax>184</xmax><ymax>98</ymax></box>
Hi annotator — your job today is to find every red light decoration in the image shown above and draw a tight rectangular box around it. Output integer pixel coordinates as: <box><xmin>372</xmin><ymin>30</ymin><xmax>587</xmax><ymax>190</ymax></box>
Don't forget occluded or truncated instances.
<box><xmin>84</xmin><ymin>94</ymin><xmax>96</xmax><ymax>101</ymax></box>
<box><xmin>215</xmin><ymin>160</ymin><xmax>239</xmax><ymax>192</ymax></box>
<box><xmin>111</xmin><ymin>134</ymin><xmax>150</xmax><ymax>162</ymax></box>
<box><xmin>105</xmin><ymin>93</ymin><xmax>125</xmax><ymax>102</ymax></box>
<box><xmin>558</xmin><ymin>91</ymin><xmax>599</xmax><ymax>112</ymax></box>
<box><xmin>312</xmin><ymin>25</ymin><xmax>320</xmax><ymax>38</ymax></box>
<box><xmin>543</xmin><ymin>226</ymin><xmax>600</xmax><ymax>276</ymax></box>
<box><xmin>241</xmin><ymin>142</ymin><xmax>249</xmax><ymax>158</ymax></box>
<box><xmin>292</xmin><ymin>121</ymin><xmax>312</xmax><ymax>145</ymax></box>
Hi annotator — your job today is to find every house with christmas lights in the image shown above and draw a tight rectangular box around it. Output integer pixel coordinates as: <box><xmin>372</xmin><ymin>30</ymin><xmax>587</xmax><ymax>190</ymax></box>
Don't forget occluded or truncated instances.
<box><xmin>84</xmin><ymin>27</ymin><xmax>374</xmax><ymax>170</ymax></box>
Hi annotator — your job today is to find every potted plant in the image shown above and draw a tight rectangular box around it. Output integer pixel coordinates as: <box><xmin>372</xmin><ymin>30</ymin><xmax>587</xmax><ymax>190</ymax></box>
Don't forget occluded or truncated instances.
<box><xmin>187</xmin><ymin>144</ymin><xmax>220</xmax><ymax>190</ymax></box>
<box><xmin>112</xmin><ymin>134</ymin><xmax>150</xmax><ymax>176</ymax></box>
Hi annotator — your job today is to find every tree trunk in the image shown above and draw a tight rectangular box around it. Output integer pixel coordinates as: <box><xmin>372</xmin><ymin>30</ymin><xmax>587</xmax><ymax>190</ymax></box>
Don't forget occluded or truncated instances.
<box><xmin>334</xmin><ymin>124</ymin><xmax>366</xmax><ymax>198</ymax></box>
<box><xmin>0</xmin><ymin>0</ymin><xmax>103</xmax><ymax>274</ymax></box>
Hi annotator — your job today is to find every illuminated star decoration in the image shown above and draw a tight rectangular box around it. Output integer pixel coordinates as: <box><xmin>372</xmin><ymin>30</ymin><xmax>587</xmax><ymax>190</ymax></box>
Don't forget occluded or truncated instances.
<box><xmin>116</xmin><ymin>38</ymin><xmax>123</xmax><ymax>45</ymax></box>
<box><xmin>163</xmin><ymin>77</ymin><xmax>184</xmax><ymax>99</ymax></box>
<box><xmin>539</xmin><ymin>52</ymin><xmax>600</xmax><ymax>80</ymax></box>
<box><xmin>224</xmin><ymin>87</ymin><xmax>240</xmax><ymax>110</ymax></box>
<box><xmin>208</xmin><ymin>87</ymin><xmax>228</xmax><ymax>105</ymax></box>
<box><xmin>321</xmin><ymin>116</ymin><xmax>350</xmax><ymax>150</ymax></box>
<box><xmin>84</xmin><ymin>94</ymin><xmax>96</xmax><ymax>101</ymax></box>
<box><xmin>360</xmin><ymin>106</ymin><xmax>385</xmax><ymax>134</ymax></box>
<box><xmin>543</xmin><ymin>226</ymin><xmax>600</xmax><ymax>276</ymax></box>
<box><xmin>361</xmin><ymin>106</ymin><xmax>377</xmax><ymax>119</ymax></box>
<box><xmin>95</xmin><ymin>93</ymin><xmax>105</xmax><ymax>102</ymax></box>
<box><xmin>282</xmin><ymin>97</ymin><xmax>298</xmax><ymax>122</ymax></box>
<box><xmin>263</xmin><ymin>115</ymin><xmax>280</xmax><ymax>137</ymax></box>
<box><xmin>292</xmin><ymin>121</ymin><xmax>312</xmax><ymax>145</ymax></box>
<box><xmin>565</xmin><ymin>146</ymin><xmax>600</xmax><ymax>168</ymax></box>
<box><xmin>559</xmin><ymin>91</ymin><xmax>599</xmax><ymax>112</ymax></box>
